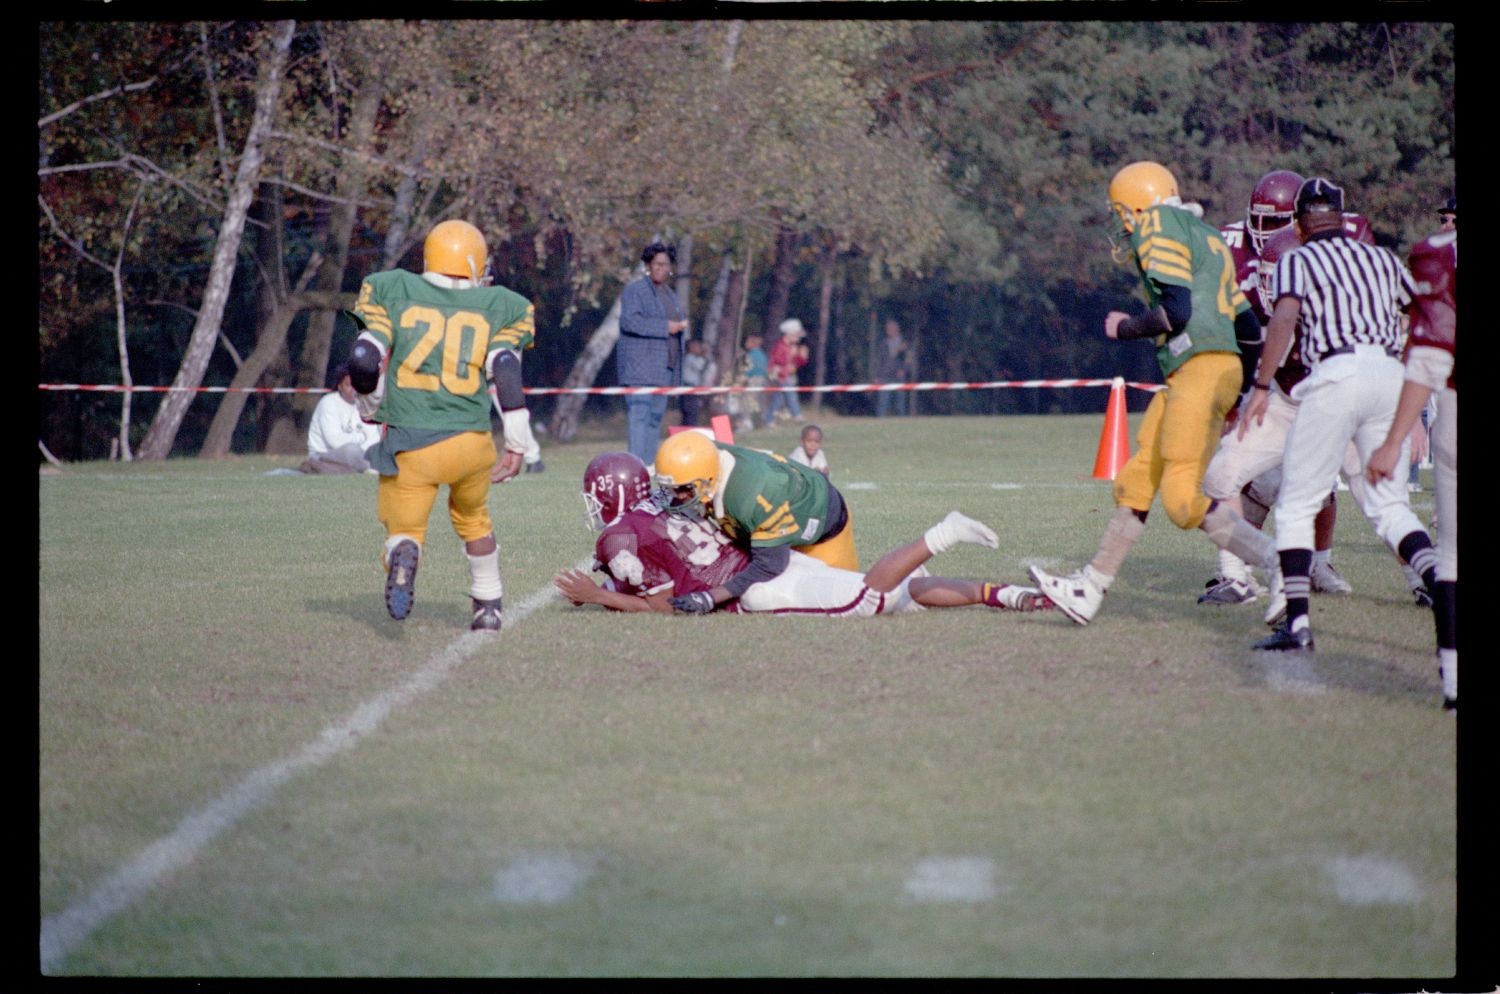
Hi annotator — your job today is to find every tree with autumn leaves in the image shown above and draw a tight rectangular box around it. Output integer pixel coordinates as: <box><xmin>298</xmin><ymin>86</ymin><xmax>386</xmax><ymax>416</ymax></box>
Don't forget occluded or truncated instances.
<box><xmin>38</xmin><ymin>19</ymin><xmax>1454</xmax><ymax>459</ymax></box>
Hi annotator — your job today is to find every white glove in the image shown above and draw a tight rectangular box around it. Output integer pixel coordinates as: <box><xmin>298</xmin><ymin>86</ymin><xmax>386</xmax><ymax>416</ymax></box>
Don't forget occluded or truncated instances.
<box><xmin>502</xmin><ymin>406</ymin><xmax>538</xmax><ymax>456</ymax></box>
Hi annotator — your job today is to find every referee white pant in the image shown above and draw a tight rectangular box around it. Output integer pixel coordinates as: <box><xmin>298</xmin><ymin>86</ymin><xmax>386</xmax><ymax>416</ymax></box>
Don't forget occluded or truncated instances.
<box><xmin>1205</xmin><ymin>384</ymin><xmax>1409</xmax><ymax>532</ymax></box>
<box><xmin>1276</xmin><ymin>345</ymin><xmax>1426</xmax><ymax>552</ymax></box>
<box><xmin>1433</xmin><ymin>386</ymin><xmax>1457</xmax><ymax>581</ymax></box>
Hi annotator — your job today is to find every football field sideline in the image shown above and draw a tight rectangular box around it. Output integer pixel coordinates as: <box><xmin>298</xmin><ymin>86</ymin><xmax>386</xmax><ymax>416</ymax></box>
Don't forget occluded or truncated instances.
<box><xmin>39</xmin><ymin>567</ymin><xmax>583</xmax><ymax>974</ymax></box>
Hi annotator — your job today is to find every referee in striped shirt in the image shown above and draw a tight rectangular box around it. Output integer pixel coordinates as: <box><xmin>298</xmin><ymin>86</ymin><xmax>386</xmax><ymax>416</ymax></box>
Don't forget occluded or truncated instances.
<box><xmin>1242</xmin><ymin>177</ymin><xmax>1439</xmax><ymax>651</ymax></box>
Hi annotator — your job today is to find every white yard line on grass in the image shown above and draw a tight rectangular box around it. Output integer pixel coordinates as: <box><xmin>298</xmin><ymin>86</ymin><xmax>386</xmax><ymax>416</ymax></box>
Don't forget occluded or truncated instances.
<box><xmin>903</xmin><ymin>855</ymin><xmax>1002</xmax><ymax>903</ymax></box>
<box><xmin>39</xmin><ymin>567</ymin><xmax>582</xmax><ymax>974</ymax></box>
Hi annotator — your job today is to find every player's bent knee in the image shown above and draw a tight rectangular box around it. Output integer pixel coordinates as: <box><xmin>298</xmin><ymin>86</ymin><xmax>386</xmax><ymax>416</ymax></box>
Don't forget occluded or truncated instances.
<box><xmin>1161</xmin><ymin>493</ymin><xmax>1207</xmax><ymax>531</ymax></box>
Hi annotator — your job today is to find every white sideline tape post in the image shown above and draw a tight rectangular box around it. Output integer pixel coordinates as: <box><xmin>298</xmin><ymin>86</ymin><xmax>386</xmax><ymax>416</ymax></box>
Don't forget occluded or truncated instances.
<box><xmin>39</xmin><ymin>568</ymin><xmax>582</xmax><ymax>974</ymax></box>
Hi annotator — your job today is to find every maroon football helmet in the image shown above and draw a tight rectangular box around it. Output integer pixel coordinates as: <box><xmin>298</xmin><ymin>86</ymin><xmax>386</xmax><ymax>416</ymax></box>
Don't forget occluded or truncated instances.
<box><xmin>1247</xmin><ymin>169</ymin><xmax>1304</xmax><ymax>254</ymax></box>
<box><xmin>1256</xmin><ymin>224</ymin><xmax>1302</xmax><ymax>310</ymax></box>
<box><xmin>582</xmin><ymin>451</ymin><xmax>654</xmax><ymax>532</ymax></box>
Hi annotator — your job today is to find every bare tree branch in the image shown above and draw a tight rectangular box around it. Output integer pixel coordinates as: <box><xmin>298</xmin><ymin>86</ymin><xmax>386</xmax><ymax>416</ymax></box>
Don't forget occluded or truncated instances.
<box><xmin>268</xmin><ymin>129</ymin><xmax>427</xmax><ymax>179</ymax></box>
<box><xmin>259</xmin><ymin>176</ymin><xmax>383</xmax><ymax>210</ymax></box>
<box><xmin>38</xmin><ymin>77</ymin><xmax>158</xmax><ymax>129</ymax></box>
<box><xmin>111</xmin><ymin>181</ymin><xmax>148</xmax><ymax>461</ymax></box>
<box><xmin>199</xmin><ymin>22</ymin><xmax>230</xmax><ymax>182</ymax></box>
<box><xmin>38</xmin><ymin>195</ymin><xmax>111</xmax><ymax>270</ymax></box>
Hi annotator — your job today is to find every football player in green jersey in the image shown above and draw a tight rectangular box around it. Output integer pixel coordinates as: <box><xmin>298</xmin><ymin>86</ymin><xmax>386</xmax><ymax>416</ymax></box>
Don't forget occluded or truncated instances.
<box><xmin>345</xmin><ymin>219</ymin><xmax>539</xmax><ymax>632</ymax></box>
<box><xmin>1028</xmin><ymin>161</ymin><xmax>1281</xmax><ymax>626</ymax></box>
<box><xmin>651</xmin><ymin>429</ymin><xmax>864</xmax><ymax>613</ymax></box>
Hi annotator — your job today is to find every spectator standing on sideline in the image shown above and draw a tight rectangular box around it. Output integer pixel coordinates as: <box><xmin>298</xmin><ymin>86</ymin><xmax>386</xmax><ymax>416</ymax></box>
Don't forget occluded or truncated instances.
<box><xmin>1366</xmin><ymin>203</ymin><xmax>1457</xmax><ymax>707</ymax></box>
<box><xmin>299</xmin><ymin>362</ymin><xmax>381</xmax><ymax>474</ymax></box>
<box><xmin>346</xmin><ymin>219</ymin><xmax>539</xmax><ymax>632</ymax></box>
<box><xmin>763</xmin><ymin>318</ymin><xmax>810</xmax><ymax>427</ymax></box>
<box><xmin>874</xmin><ymin>318</ymin><xmax>911</xmax><ymax>417</ymax></box>
<box><xmin>734</xmin><ymin>332</ymin><xmax>770</xmax><ymax>432</ymax></box>
<box><xmin>618</xmin><ymin>241</ymin><xmax>687</xmax><ymax>466</ymax></box>
<box><xmin>680</xmin><ymin>337</ymin><xmax>717</xmax><ymax>428</ymax></box>
<box><xmin>1027</xmin><ymin>161</ymin><xmax>1280</xmax><ymax>626</ymax></box>
<box><xmin>788</xmin><ymin>423</ymin><xmax>830</xmax><ymax>477</ymax></box>
<box><xmin>1244</xmin><ymin>177</ymin><xmax>1439</xmax><ymax>652</ymax></box>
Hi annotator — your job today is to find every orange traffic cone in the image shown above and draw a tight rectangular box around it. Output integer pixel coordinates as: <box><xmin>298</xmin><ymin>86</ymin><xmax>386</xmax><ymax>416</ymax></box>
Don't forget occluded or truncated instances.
<box><xmin>710</xmin><ymin>413</ymin><xmax>735</xmax><ymax>445</ymax></box>
<box><xmin>1092</xmin><ymin>376</ymin><xmax>1131</xmax><ymax>480</ymax></box>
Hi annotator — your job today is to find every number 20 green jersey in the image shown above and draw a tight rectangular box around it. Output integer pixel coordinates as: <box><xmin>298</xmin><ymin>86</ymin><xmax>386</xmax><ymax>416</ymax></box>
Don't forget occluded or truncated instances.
<box><xmin>351</xmin><ymin>270</ymin><xmax>535</xmax><ymax>433</ymax></box>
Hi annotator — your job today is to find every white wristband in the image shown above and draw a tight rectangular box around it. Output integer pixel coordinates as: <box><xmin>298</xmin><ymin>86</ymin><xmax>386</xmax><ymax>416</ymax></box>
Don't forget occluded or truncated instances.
<box><xmin>502</xmin><ymin>406</ymin><xmax>537</xmax><ymax>455</ymax></box>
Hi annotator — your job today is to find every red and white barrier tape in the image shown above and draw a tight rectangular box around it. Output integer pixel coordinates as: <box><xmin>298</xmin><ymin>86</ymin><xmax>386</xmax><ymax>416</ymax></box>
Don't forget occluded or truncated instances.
<box><xmin>39</xmin><ymin>378</ymin><xmax>1164</xmax><ymax>396</ymax></box>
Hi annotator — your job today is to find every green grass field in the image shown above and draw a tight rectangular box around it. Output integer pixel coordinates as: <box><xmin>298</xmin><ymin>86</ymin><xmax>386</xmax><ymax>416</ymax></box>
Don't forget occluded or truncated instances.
<box><xmin>39</xmin><ymin>412</ymin><xmax>1458</xmax><ymax>978</ymax></box>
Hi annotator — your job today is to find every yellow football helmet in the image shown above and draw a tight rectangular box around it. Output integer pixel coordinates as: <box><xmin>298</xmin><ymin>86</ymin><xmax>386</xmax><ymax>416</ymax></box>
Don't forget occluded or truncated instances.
<box><xmin>1106</xmin><ymin>161</ymin><xmax>1179</xmax><ymax>263</ymax></box>
<box><xmin>653</xmin><ymin>430</ymin><xmax>720</xmax><ymax>516</ymax></box>
<box><xmin>423</xmin><ymin>220</ymin><xmax>487</xmax><ymax>282</ymax></box>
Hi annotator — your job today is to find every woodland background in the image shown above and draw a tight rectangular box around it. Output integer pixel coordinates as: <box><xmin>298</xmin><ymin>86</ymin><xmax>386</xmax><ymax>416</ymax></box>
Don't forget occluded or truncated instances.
<box><xmin>37</xmin><ymin>18</ymin><xmax>1455</xmax><ymax>462</ymax></box>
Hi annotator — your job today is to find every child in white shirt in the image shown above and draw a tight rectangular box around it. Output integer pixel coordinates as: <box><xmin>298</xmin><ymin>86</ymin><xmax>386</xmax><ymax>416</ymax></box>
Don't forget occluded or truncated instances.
<box><xmin>789</xmin><ymin>424</ymin><xmax>829</xmax><ymax>477</ymax></box>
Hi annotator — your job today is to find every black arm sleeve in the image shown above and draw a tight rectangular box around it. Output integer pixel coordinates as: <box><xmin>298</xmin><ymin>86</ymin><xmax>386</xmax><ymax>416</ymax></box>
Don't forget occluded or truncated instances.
<box><xmin>348</xmin><ymin>338</ymin><xmax>383</xmax><ymax>395</ymax></box>
<box><xmin>1114</xmin><ymin>305</ymin><xmax>1171</xmax><ymax>341</ymax></box>
<box><xmin>1157</xmin><ymin>282</ymin><xmax>1192</xmax><ymax>332</ymax></box>
<box><xmin>1115</xmin><ymin>282</ymin><xmax>1193</xmax><ymax>341</ymax></box>
<box><xmin>722</xmin><ymin>544</ymin><xmax>792</xmax><ymax>599</ymax></box>
<box><xmin>1233</xmin><ymin>308</ymin><xmax>1264</xmax><ymax>393</ymax></box>
<box><xmin>489</xmin><ymin>349</ymin><xmax>527</xmax><ymax>410</ymax></box>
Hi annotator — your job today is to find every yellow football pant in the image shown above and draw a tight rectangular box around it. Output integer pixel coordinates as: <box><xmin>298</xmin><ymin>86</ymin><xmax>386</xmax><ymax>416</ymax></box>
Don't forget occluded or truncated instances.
<box><xmin>377</xmin><ymin>431</ymin><xmax>497</xmax><ymax>548</ymax></box>
<box><xmin>795</xmin><ymin>511</ymin><xmax>859</xmax><ymax>571</ymax></box>
<box><xmin>1112</xmin><ymin>351</ymin><xmax>1241</xmax><ymax>531</ymax></box>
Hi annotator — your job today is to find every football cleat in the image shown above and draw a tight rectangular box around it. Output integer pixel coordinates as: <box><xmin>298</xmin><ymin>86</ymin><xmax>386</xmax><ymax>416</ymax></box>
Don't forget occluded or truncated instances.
<box><xmin>1253</xmin><ymin>620</ymin><xmax>1314</xmax><ymax>652</ymax></box>
<box><xmin>1310</xmin><ymin>559</ymin><xmax>1352</xmax><ymax>594</ymax></box>
<box><xmin>384</xmin><ymin>539</ymin><xmax>421</xmax><ymax>621</ymax></box>
<box><xmin>471</xmin><ymin>597</ymin><xmax>503</xmax><ymax>632</ymax></box>
<box><xmin>1027</xmin><ymin>565</ymin><xmax>1102</xmax><ymax>625</ymax></box>
<box><xmin>525</xmin><ymin>459</ymin><xmax>546</xmax><ymax>474</ymax></box>
<box><xmin>1411</xmin><ymin>585</ymin><xmax>1434</xmax><ymax>609</ymax></box>
<box><xmin>1198</xmin><ymin>576</ymin><xmax>1256</xmax><ymax>605</ymax></box>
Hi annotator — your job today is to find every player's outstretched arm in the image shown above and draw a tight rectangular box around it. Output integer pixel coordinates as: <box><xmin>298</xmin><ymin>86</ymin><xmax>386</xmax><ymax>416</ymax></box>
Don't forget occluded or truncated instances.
<box><xmin>554</xmin><ymin>569</ymin><xmax>670</xmax><ymax>613</ymax></box>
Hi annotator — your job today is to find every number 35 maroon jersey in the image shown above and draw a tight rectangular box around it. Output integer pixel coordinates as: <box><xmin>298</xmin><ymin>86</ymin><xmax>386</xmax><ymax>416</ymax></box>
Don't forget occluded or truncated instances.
<box><xmin>595</xmin><ymin>508</ymin><xmax>750</xmax><ymax>599</ymax></box>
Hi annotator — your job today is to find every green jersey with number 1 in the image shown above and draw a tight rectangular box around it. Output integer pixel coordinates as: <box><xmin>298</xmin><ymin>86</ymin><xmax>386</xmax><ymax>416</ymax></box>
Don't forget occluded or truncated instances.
<box><xmin>715</xmin><ymin>442</ymin><xmax>833</xmax><ymax>548</ymax></box>
<box><xmin>351</xmin><ymin>270</ymin><xmax>535</xmax><ymax>432</ymax></box>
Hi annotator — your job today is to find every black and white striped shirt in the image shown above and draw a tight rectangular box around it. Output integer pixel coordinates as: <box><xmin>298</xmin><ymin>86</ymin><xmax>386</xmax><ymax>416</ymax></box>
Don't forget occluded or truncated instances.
<box><xmin>1272</xmin><ymin>231</ymin><xmax>1415</xmax><ymax>365</ymax></box>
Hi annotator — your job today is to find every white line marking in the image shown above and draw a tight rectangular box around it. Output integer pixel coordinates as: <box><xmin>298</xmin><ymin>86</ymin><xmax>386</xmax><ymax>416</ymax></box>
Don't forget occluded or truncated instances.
<box><xmin>39</xmin><ymin>567</ymin><xmax>582</xmax><ymax>974</ymax></box>
<box><xmin>1322</xmin><ymin>854</ymin><xmax>1422</xmax><ymax>906</ymax></box>
<box><xmin>491</xmin><ymin>851</ymin><xmax>601</xmax><ymax>906</ymax></box>
<box><xmin>1260</xmin><ymin>652</ymin><xmax>1327</xmax><ymax>695</ymax></box>
<box><xmin>903</xmin><ymin>855</ymin><xmax>1001</xmax><ymax>903</ymax></box>
<box><xmin>841</xmin><ymin>481</ymin><xmax>879</xmax><ymax>491</ymax></box>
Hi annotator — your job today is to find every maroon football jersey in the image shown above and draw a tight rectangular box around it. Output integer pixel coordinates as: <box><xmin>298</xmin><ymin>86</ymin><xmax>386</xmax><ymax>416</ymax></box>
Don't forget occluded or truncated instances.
<box><xmin>1341</xmin><ymin>212</ymin><xmax>1376</xmax><ymax>245</ymax></box>
<box><xmin>595</xmin><ymin>508</ymin><xmax>750</xmax><ymax>598</ymax></box>
<box><xmin>1406</xmin><ymin>231</ymin><xmax>1457</xmax><ymax>388</ymax></box>
<box><xmin>1219</xmin><ymin>220</ymin><xmax>1271</xmax><ymax>323</ymax></box>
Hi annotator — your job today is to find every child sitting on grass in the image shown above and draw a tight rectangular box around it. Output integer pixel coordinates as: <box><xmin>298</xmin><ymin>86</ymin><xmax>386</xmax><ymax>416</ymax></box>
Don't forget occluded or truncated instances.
<box><xmin>788</xmin><ymin>424</ymin><xmax>829</xmax><ymax>477</ymax></box>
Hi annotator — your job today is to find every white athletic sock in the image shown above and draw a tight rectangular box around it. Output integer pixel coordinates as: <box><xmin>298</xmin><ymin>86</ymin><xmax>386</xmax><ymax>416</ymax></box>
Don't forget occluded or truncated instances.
<box><xmin>924</xmin><ymin>511</ymin><xmax>999</xmax><ymax>555</ymax></box>
<box><xmin>1082</xmin><ymin>563</ymin><xmax>1113</xmax><ymax>593</ymax></box>
<box><xmin>1217</xmin><ymin>548</ymin><xmax>1251</xmax><ymax>583</ymax></box>
<box><xmin>1438</xmin><ymin>649</ymin><xmax>1457</xmax><ymax>700</ymax></box>
<box><xmin>467</xmin><ymin>548</ymin><xmax>504</xmax><ymax>601</ymax></box>
<box><xmin>1312</xmin><ymin>548</ymin><xmax>1332</xmax><ymax>567</ymax></box>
